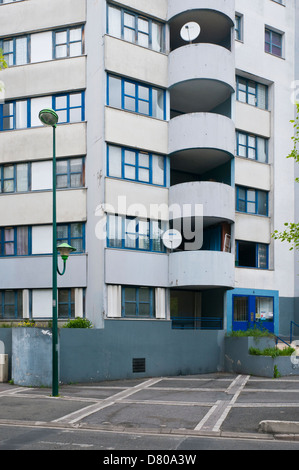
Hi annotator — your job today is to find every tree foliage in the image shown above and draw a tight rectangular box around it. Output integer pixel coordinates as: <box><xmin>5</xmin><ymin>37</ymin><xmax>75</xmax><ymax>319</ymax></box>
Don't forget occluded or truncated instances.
<box><xmin>272</xmin><ymin>103</ymin><xmax>299</xmax><ymax>250</ymax></box>
<box><xmin>0</xmin><ymin>49</ymin><xmax>7</xmax><ymax>70</ymax></box>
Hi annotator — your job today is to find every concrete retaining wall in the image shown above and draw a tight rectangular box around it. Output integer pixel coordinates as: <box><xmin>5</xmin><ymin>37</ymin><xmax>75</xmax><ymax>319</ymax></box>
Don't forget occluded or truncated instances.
<box><xmin>224</xmin><ymin>336</ymin><xmax>299</xmax><ymax>378</ymax></box>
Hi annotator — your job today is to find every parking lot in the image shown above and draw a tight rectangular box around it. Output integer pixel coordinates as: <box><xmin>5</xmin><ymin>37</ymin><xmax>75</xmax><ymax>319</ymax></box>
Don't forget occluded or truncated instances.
<box><xmin>1</xmin><ymin>372</ymin><xmax>299</xmax><ymax>443</ymax></box>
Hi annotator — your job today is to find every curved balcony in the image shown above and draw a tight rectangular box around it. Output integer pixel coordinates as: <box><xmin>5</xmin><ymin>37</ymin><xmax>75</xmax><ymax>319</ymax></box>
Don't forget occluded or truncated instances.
<box><xmin>169</xmin><ymin>181</ymin><xmax>235</xmax><ymax>225</ymax></box>
<box><xmin>169</xmin><ymin>44</ymin><xmax>235</xmax><ymax>114</ymax></box>
<box><xmin>169</xmin><ymin>251</ymin><xmax>235</xmax><ymax>289</ymax></box>
<box><xmin>168</xmin><ymin>112</ymin><xmax>235</xmax><ymax>174</ymax></box>
<box><xmin>168</xmin><ymin>1</ymin><xmax>234</xmax><ymax>52</ymax></box>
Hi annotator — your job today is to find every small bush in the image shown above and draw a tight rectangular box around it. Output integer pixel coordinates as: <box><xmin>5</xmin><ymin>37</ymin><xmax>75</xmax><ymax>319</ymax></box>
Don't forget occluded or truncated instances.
<box><xmin>62</xmin><ymin>317</ymin><xmax>93</xmax><ymax>329</ymax></box>
<box><xmin>17</xmin><ymin>320</ymin><xmax>36</xmax><ymax>328</ymax></box>
<box><xmin>227</xmin><ymin>327</ymin><xmax>274</xmax><ymax>338</ymax></box>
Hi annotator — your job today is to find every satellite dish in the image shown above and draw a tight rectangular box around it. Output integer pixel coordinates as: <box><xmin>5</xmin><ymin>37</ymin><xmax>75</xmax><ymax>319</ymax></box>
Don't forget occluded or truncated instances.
<box><xmin>162</xmin><ymin>229</ymin><xmax>182</xmax><ymax>250</ymax></box>
<box><xmin>180</xmin><ymin>22</ymin><xmax>201</xmax><ymax>43</ymax></box>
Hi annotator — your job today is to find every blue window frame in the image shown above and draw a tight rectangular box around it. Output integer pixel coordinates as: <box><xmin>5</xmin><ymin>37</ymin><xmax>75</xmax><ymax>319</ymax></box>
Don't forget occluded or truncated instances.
<box><xmin>107</xmin><ymin>145</ymin><xmax>167</xmax><ymax>186</ymax></box>
<box><xmin>58</xmin><ymin>288</ymin><xmax>75</xmax><ymax>319</ymax></box>
<box><xmin>0</xmin><ymin>226</ymin><xmax>31</xmax><ymax>257</ymax></box>
<box><xmin>107</xmin><ymin>215</ymin><xmax>166</xmax><ymax>253</ymax></box>
<box><xmin>0</xmin><ymin>99</ymin><xmax>30</xmax><ymax>131</ymax></box>
<box><xmin>107</xmin><ymin>4</ymin><xmax>165</xmax><ymax>53</ymax></box>
<box><xmin>236</xmin><ymin>76</ymin><xmax>268</xmax><ymax>110</ymax></box>
<box><xmin>236</xmin><ymin>131</ymin><xmax>268</xmax><ymax>163</ymax></box>
<box><xmin>122</xmin><ymin>286</ymin><xmax>155</xmax><ymax>318</ymax></box>
<box><xmin>0</xmin><ymin>290</ymin><xmax>23</xmax><ymax>319</ymax></box>
<box><xmin>236</xmin><ymin>186</ymin><xmax>268</xmax><ymax>216</ymax></box>
<box><xmin>53</xmin><ymin>26</ymin><xmax>84</xmax><ymax>59</ymax></box>
<box><xmin>107</xmin><ymin>75</ymin><xmax>166</xmax><ymax>120</ymax></box>
<box><xmin>265</xmin><ymin>28</ymin><xmax>283</xmax><ymax>57</ymax></box>
<box><xmin>0</xmin><ymin>35</ymin><xmax>29</xmax><ymax>66</ymax></box>
<box><xmin>53</xmin><ymin>92</ymin><xmax>85</xmax><ymax>124</ymax></box>
<box><xmin>57</xmin><ymin>222</ymin><xmax>85</xmax><ymax>253</ymax></box>
<box><xmin>56</xmin><ymin>157</ymin><xmax>85</xmax><ymax>189</ymax></box>
<box><xmin>236</xmin><ymin>241</ymin><xmax>268</xmax><ymax>269</ymax></box>
<box><xmin>0</xmin><ymin>162</ymin><xmax>30</xmax><ymax>193</ymax></box>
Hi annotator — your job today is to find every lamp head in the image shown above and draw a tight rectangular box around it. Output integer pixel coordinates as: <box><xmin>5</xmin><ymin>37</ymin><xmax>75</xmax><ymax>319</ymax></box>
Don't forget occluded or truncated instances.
<box><xmin>39</xmin><ymin>108</ymin><xmax>59</xmax><ymax>127</ymax></box>
<box><xmin>57</xmin><ymin>243</ymin><xmax>76</xmax><ymax>261</ymax></box>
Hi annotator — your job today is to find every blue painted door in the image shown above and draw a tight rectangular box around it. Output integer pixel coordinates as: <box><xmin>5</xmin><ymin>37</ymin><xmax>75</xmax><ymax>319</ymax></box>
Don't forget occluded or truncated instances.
<box><xmin>233</xmin><ymin>295</ymin><xmax>274</xmax><ymax>333</ymax></box>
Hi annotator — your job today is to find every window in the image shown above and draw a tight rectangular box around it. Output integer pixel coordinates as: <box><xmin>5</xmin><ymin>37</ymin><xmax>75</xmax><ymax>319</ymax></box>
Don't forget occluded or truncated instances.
<box><xmin>265</xmin><ymin>28</ymin><xmax>283</xmax><ymax>57</ymax></box>
<box><xmin>0</xmin><ymin>162</ymin><xmax>30</xmax><ymax>193</ymax></box>
<box><xmin>0</xmin><ymin>36</ymin><xmax>29</xmax><ymax>66</ymax></box>
<box><xmin>236</xmin><ymin>131</ymin><xmax>268</xmax><ymax>163</ymax></box>
<box><xmin>236</xmin><ymin>241</ymin><xmax>268</xmax><ymax>269</ymax></box>
<box><xmin>107</xmin><ymin>145</ymin><xmax>166</xmax><ymax>186</ymax></box>
<box><xmin>236</xmin><ymin>76</ymin><xmax>268</xmax><ymax>110</ymax></box>
<box><xmin>54</xmin><ymin>26</ymin><xmax>84</xmax><ymax>59</ymax></box>
<box><xmin>58</xmin><ymin>288</ymin><xmax>75</xmax><ymax>318</ymax></box>
<box><xmin>0</xmin><ymin>0</ymin><xmax>24</xmax><ymax>4</ymax></box>
<box><xmin>107</xmin><ymin>215</ymin><xmax>167</xmax><ymax>253</ymax></box>
<box><xmin>107</xmin><ymin>4</ymin><xmax>165</xmax><ymax>53</ymax></box>
<box><xmin>235</xmin><ymin>14</ymin><xmax>243</xmax><ymax>41</ymax></box>
<box><xmin>107</xmin><ymin>75</ymin><xmax>166</xmax><ymax>120</ymax></box>
<box><xmin>56</xmin><ymin>158</ymin><xmax>85</xmax><ymax>188</ymax></box>
<box><xmin>236</xmin><ymin>186</ymin><xmax>268</xmax><ymax>216</ymax></box>
<box><xmin>57</xmin><ymin>223</ymin><xmax>85</xmax><ymax>253</ymax></box>
<box><xmin>0</xmin><ymin>99</ymin><xmax>29</xmax><ymax>130</ymax></box>
<box><xmin>0</xmin><ymin>290</ymin><xmax>23</xmax><ymax>319</ymax></box>
<box><xmin>0</xmin><ymin>226</ymin><xmax>30</xmax><ymax>256</ymax></box>
<box><xmin>53</xmin><ymin>92</ymin><xmax>85</xmax><ymax>123</ymax></box>
<box><xmin>122</xmin><ymin>286</ymin><xmax>155</xmax><ymax>318</ymax></box>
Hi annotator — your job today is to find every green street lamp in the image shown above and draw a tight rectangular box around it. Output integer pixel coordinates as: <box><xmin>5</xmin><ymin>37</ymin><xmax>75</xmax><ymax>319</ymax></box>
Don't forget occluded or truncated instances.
<box><xmin>39</xmin><ymin>109</ymin><xmax>76</xmax><ymax>397</ymax></box>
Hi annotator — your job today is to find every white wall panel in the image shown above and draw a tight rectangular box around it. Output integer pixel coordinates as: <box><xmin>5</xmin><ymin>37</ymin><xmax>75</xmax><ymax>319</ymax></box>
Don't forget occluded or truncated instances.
<box><xmin>32</xmin><ymin>289</ymin><xmax>52</xmax><ymax>318</ymax></box>
<box><xmin>31</xmin><ymin>161</ymin><xmax>52</xmax><ymax>191</ymax></box>
<box><xmin>31</xmin><ymin>32</ymin><xmax>52</xmax><ymax>63</ymax></box>
<box><xmin>32</xmin><ymin>225</ymin><xmax>52</xmax><ymax>255</ymax></box>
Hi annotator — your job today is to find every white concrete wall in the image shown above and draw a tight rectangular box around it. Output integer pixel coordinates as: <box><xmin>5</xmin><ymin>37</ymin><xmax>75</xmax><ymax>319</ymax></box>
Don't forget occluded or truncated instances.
<box><xmin>105</xmin><ymin>178</ymin><xmax>169</xmax><ymax>221</ymax></box>
<box><xmin>105</xmin><ymin>36</ymin><xmax>168</xmax><ymax>88</ymax></box>
<box><xmin>0</xmin><ymin>190</ymin><xmax>86</xmax><ymax>226</ymax></box>
<box><xmin>114</xmin><ymin>0</ymin><xmax>168</xmax><ymax>20</ymax></box>
<box><xmin>0</xmin><ymin>124</ymin><xmax>86</xmax><ymax>163</ymax></box>
<box><xmin>235</xmin><ymin>0</ymin><xmax>296</xmax><ymax>297</ymax></box>
<box><xmin>4</xmin><ymin>57</ymin><xmax>86</xmax><ymax>100</ymax></box>
<box><xmin>105</xmin><ymin>107</ymin><xmax>168</xmax><ymax>155</ymax></box>
<box><xmin>0</xmin><ymin>0</ymin><xmax>86</xmax><ymax>37</ymax></box>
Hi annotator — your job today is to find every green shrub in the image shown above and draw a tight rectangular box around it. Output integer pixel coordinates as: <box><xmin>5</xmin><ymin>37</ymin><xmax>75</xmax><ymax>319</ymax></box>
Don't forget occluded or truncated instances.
<box><xmin>227</xmin><ymin>327</ymin><xmax>274</xmax><ymax>338</ymax></box>
<box><xmin>62</xmin><ymin>317</ymin><xmax>93</xmax><ymax>329</ymax></box>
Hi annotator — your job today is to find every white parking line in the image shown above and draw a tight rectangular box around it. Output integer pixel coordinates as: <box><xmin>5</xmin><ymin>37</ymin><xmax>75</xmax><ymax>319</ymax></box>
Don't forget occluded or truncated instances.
<box><xmin>194</xmin><ymin>375</ymin><xmax>250</xmax><ymax>432</ymax></box>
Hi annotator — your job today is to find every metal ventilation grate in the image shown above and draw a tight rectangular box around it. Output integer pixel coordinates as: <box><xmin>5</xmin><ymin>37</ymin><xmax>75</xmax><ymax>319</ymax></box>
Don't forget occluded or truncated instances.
<box><xmin>132</xmin><ymin>357</ymin><xmax>146</xmax><ymax>373</ymax></box>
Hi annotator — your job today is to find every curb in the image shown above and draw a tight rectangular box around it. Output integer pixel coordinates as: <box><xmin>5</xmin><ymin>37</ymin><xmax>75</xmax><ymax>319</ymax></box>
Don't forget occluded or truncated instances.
<box><xmin>259</xmin><ymin>420</ymin><xmax>299</xmax><ymax>435</ymax></box>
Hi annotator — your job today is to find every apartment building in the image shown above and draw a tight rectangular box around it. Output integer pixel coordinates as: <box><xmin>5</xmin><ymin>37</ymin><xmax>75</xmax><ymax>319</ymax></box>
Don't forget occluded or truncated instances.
<box><xmin>0</xmin><ymin>0</ymin><xmax>297</xmax><ymax>376</ymax></box>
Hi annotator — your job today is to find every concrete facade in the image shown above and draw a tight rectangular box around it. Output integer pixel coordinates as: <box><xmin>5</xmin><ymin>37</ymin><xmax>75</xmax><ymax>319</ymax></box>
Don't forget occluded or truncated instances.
<box><xmin>0</xmin><ymin>0</ymin><xmax>298</xmax><ymax>379</ymax></box>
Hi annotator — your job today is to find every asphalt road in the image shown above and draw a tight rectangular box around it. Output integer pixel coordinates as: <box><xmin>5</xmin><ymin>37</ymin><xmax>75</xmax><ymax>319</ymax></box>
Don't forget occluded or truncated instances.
<box><xmin>1</xmin><ymin>373</ymin><xmax>299</xmax><ymax>452</ymax></box>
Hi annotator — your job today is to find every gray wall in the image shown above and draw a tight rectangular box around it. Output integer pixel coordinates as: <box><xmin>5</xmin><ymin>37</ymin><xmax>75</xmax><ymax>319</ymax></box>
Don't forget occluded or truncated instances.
<box><xmin>60</xmin><ymin>320</ymin><xmax>225</xmax><ymax>383</ymax></box>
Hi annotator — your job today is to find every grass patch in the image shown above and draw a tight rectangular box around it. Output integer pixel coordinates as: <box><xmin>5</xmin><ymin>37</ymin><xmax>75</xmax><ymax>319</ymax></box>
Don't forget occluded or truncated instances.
<box><xmin>227</xmin><ymin>327</ymin><xmax>274</xmax><ymax>338</ymax></box>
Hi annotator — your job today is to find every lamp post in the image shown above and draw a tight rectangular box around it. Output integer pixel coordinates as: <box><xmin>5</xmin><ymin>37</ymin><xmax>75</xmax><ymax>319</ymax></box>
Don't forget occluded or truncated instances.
<box><xmin>38</xmin><ymin>109</ymin><xmax>76</xmax><ymax>397</ymax></box>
